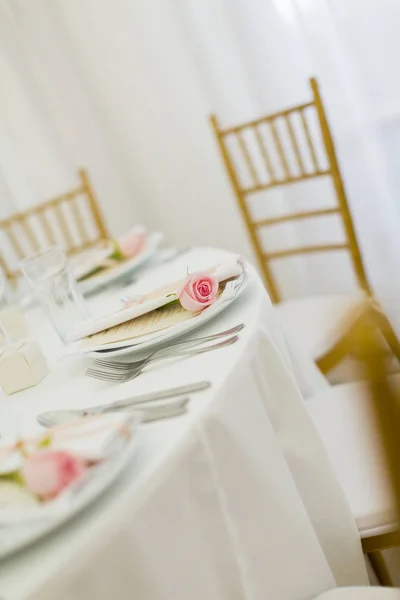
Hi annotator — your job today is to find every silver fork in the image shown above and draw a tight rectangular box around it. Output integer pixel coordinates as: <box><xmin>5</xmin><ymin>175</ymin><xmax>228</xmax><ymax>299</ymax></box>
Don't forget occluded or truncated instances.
<box><xmin>92</xmin><ymin>324</ymin><xmax>244</xmax><ymax>369</ymax></box>
<box><xmin>86</xmin><ymin>335</ymin><xmax>239</xmax><ymax>382</ymax></box>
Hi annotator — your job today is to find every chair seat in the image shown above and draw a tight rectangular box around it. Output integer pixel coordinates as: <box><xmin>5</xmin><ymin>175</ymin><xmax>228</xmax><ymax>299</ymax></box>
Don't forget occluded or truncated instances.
<box><xmin>306</xmin><ymin>375</ymin><xmax>400</xmax><ymax>537</ymax></box>
<box><xmin>276</xmin><ymin>294</ymin><xmax>364</xmax><ymax>361</ymax></box>
<box><xmin>314</xmin><ymin>589</ymin><xmax>400</xmax><ymax>600</ymax></box>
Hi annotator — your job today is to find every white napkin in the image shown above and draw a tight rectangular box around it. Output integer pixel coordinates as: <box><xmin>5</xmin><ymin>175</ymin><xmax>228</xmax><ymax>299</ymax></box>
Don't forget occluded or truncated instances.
<box><xmin>0</xmin><ymin>413</ymin><xmax>139</xmax><ymax>475</ymax></box>
<box><xmin>0</xmin><ymin>413</ymin><xmax>140</xmax><ymax>526</ymax></box>
<box><xmin>66</xmin><ymin>256</ymin><xmax>244</xmax><ymax>343</ymax></box>
<box><xmin>70</xmin><ymin>241</ymin><xmax>115</xmax><ymax>281</ymax></box>
<box><xmin>49</xmin><ymin>413</ymin><xmax>139</xmax><ymax>462</ymax></box>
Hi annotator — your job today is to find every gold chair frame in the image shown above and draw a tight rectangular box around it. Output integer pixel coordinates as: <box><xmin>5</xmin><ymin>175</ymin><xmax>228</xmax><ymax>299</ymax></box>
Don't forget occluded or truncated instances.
<box><xmin>210</xmin><ymin>77</ymin><xmax>370</xmax><ymax>301</ymax></box>
<box><xmin>0</xmin><ymin>169</ymin><xmax>109</xmax><ymax>282</ymax></box>
<box><xmin>337</xmin><ymin>305</ymin><xmax>400</xmax><ymax>586</ymax></box>
<box><xmin>210</xmin><ymin>77</ymin><xmax>400</xmax><ymax>372</ymax></box>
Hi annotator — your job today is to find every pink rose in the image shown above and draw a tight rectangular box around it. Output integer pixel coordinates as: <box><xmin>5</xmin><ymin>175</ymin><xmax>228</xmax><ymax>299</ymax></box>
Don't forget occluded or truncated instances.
<box><xmin>22</xmin><ymin>450</ymin><xmax>86</xmax><ymax>500</ymax></box>
<box><xmin>178</xmin><ymin>272</ymin><xmax>219</xmax><ymax>312</ymax></box>
<box><xmin>116</xmin><ymin>229</ymin><xmax>146</xmax><ymax>259</ymax></box>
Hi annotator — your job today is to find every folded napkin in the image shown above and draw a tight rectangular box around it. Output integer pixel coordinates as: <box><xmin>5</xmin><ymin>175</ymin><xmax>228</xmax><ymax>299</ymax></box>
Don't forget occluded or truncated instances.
<box><xmin>0</xmin><ymin>413</ymin><xmax>139</xmax><ymax>475</ymax></box>
<box><xmin>71</xmin><ymin>226</ymin><xmax>148</xmax><ymax>282</ymax></box>
<box><xmin>70</xmin><ymin>241</ymin><xmax>115</xmax><ymax>281</ymax></box>
<box><xmin>0</xmin><ymin>413</ymin><xmax>139</xmax><ymax>524</ymax></box>
<box><xmin>67</xmin><ymin>256</ymin><xmax>244</xmax><ymax>343</ymax></box>
<box><xmin>44</xmin><ymin>413</ymin><xmax>138</xmax><ymax>462</ymax></box>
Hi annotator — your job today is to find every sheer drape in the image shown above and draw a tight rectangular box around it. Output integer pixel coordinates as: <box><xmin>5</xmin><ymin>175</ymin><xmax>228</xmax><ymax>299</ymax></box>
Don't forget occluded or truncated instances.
<box><xmin>2</xmin><ymin>0</ymin><xmax>400</xmax><ymax>323</ymax></box>
<box><xmin>0</xmin><ymin>1</ymin><xmax>136</xmax><ymax>233</ymax></box>
<box><xmin>286</xmin><ymin>0</ymin><xmax>400</xmax><ymax>317</ymax></box>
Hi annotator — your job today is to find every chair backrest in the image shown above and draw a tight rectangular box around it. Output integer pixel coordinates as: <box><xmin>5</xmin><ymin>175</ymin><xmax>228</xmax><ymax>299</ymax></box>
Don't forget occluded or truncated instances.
<box><xmin>0</xmin><ymin>169</ymin><xmax>109</xmax><ymax>282</ymax></box>
<box><xmin>210</xmin><ymin>77</ymin><xmax>370</xmax><ymax>303</ymax></box>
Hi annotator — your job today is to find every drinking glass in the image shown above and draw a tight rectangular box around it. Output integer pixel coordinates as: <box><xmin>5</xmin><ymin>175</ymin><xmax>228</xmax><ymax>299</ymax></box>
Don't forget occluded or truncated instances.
<box><xmin>21</xmin><ymin>247</ymin><xmax>89</xmax><ymax>342</ymax></box>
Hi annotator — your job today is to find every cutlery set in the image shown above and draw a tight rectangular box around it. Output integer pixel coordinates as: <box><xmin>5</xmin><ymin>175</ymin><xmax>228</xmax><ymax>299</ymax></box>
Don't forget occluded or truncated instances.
<box><xmin>37</xmin><ymin>323</ymin><xmax>244</xmax><ymax>427</ymax></box>
<box><xmin>85</xmin><ymin>323</ymin><xmax>244</xmax><ymax>382</ymax></box>
<box><xmin>37</xmin><ymin>381</ymin><xmax>211</xmax><ymax>427</ymax></box>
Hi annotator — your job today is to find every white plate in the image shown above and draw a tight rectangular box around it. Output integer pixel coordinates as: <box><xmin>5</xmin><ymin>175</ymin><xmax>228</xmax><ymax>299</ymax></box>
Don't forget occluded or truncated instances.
<box><xmin>0</xmin><ymin>414</ymin><xmax>140</xmax><ymax>560</ymax></box>
<box><xmin>74</xmin><ymin>269</ymin><xmax>249</xmax><ymax>358</ymax></box>
<box><xmin>78</xmin><ymin>232</ymin><xmax>164</xmax><ymax>295</ymax></box>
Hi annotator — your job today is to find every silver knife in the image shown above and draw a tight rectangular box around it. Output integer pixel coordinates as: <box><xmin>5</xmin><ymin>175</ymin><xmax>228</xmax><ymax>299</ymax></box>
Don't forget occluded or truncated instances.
<box><xmin>139</xmin><ymin>397</ymin><xmax>190</xmax><ymax>422</ymax></box>
<box><xmin>94</xmin><ymin>380</ymin><xmax>210</xmax><ymax>413</ymax></box>
<box><xmin>37</xmin><ymin>381</ymin><xmax>210</xmax><ymax>427</ymax></box>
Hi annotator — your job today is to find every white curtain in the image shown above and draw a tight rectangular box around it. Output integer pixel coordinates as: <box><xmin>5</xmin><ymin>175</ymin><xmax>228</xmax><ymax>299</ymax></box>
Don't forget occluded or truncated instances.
<box><xmin>0</xmin><ymin>0</ymin><xmax>137</xmax><ymax>233</ymax></box>
<box><xmin>286</xmin><ymin>0</ymin><xmax>400</xmax><ymax>316</ymax></box>
<box><xmin>2</xmin><ymin>0</ymin><xmax>400</xmax><ymax>322</ymax></box>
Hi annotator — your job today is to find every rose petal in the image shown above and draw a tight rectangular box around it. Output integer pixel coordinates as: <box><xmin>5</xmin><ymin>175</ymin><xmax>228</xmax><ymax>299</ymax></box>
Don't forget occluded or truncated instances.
<box><xmin>179</xmin><ymin>289</ymin><xmax>206</xmax><ymax>312</ymax></box>
<box><xmin>116</xmin><ymin>230</ymin><xmax>146</xmax><ymax>259</ymax></box>
<box><xmin>178</xmin><ymin>272</ymin><xmax>219</xmax><ymax>312</ymax></box>
<box><xmin>22</xmin><ymin>450</ymin><xmax>86</xmax><ymax>500</ymax></box>
<box><xmin>194</xmin><ymin>281</ymin><xmax>212</xmax><ymax>298</ymax></box>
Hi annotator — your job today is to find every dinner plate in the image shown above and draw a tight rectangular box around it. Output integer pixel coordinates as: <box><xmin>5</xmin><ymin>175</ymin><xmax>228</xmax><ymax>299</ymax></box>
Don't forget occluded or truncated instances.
<box><xmin>0</xmin><ymin>414</ymin><xmax>140</xmax><ymax>560</ymax></box>
<box><xmin>77</xmin><ymin>232</ymin><xmax>164</xmax><ymax>295</ymax></box>
<box><xmin>71</xmin><ymin>268</ymin><xmax>249</xmax><ymax>358</ymax></box>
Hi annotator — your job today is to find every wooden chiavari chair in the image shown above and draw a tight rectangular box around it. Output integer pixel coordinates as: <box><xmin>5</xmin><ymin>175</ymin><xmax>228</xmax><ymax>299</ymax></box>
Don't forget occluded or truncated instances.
<box><xmin>307</xmin><ymin>302</ymin><xmax>400</xmax><ymax>587</ymax></box>
<box><xmin>210</xmin><ymin>78</ymin><xmax>400</xmax><ymax>377</ymax></box>
<box><xmin>0</xmin><ymin>169</ymin><xmax>109</xmax><ymax>283</ymax></box>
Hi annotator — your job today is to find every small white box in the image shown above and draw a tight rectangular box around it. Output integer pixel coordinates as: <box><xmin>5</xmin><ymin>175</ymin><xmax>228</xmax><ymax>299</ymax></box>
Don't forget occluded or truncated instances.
<box><xmin>0</xmin><ymin>341</ymin><xmax>48</xmax><ymax>395</ymax></box>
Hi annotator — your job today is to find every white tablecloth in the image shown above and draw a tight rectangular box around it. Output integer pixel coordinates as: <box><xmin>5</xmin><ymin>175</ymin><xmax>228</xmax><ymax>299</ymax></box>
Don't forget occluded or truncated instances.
<box><xmin>0</xmin><ymin>248</ymin><xmax>368</xmax><ymax>600</ymax></box>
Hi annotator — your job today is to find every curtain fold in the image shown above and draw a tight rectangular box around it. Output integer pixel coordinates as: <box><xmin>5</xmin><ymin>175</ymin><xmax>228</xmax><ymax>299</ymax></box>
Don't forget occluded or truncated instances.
<box><xmin>287</xmin><ymin>0</ymin><xmax>400</xmax><ymax>316</ymax></box>
<box><xmin>1</xmin><ymin>0</ymin><xmax>400</xmax><ymax>323</ymax></box>
<box><xmin>0</xmin><ymin>0</ymin><xmax>137</xmax><ymax>234</ymax></box>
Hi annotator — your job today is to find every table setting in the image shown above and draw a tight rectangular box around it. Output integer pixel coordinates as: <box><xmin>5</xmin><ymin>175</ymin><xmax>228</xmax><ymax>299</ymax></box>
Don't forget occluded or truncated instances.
<box><xmin>0</xmin><ymin>232</ymin><xmax>370</xmax><ymax>600</ymax></box>
<box><xmin>0</xmin><ymin>238</ymin><xmax>250</xmax><ymax>556</ymax></box>
<box><xmin>69</xmin><ymin>226</ymin><xmax>164</xmax><ymax>295</ymax></box>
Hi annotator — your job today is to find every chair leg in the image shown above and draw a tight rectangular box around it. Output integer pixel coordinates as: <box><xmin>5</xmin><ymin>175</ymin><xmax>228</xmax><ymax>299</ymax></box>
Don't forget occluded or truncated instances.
<box><xmin>316</xmin><ymin>303</ymin><xmax>371</xmax><ymax>374</ymax></box>
<box><xmin>368</xmin><ymin>551</ymin><xmax>393</xmax><ymax>586</ymax></box>
<box><xmin>372</xmin><ymin>305</ymin><xmax>400</xmax><ymax>365</ymax></box>
<box><xmin>317</xmin><ymin>300</ymin><xmax>400</xmax><ymax>375</ymax></box>
<box><xmin>316</xmin><ymin>338</ymin><xmax>349</xmax><ymax>374</ymax></box>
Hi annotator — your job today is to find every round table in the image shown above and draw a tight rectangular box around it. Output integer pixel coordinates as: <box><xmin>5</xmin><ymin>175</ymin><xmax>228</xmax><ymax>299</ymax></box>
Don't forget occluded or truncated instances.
<box><xmin>0</xmin><ymin>248</ymin><xmax>367</xmax><ymax>600</ymax></box>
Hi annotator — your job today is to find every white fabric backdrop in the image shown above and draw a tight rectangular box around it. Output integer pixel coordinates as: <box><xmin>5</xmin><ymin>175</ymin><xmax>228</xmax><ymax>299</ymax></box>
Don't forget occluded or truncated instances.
<box><xmin>0</xmin><ymin>1</ymin><xmax>136</xmax><ymax>232</ymax></box>
<box><xmin>1</xmin><ymin>0</ymin><xmax>400</xmax><ymax>314</ymax></box>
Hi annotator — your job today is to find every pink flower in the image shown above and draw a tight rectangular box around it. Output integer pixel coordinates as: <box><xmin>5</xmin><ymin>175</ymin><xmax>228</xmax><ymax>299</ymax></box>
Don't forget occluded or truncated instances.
<box><xmin>22</xmin><ymin>450</ymin><xmax>86</xmax><ymax>500</ymax></box>
<box><xmin>116</xmin><ymin>229</ymin><xmax>146</xmax><ymax>259</ymax></box>
<box><xmin>178</xmin><ymin>272</ymin><xmax>219</xmax><ymax>312</ymax></box>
